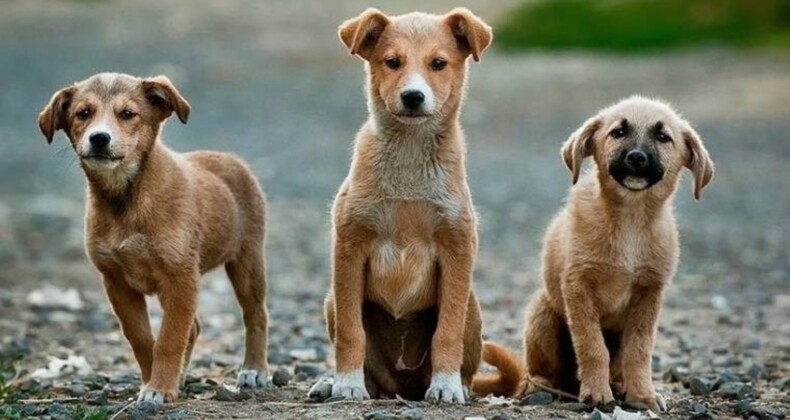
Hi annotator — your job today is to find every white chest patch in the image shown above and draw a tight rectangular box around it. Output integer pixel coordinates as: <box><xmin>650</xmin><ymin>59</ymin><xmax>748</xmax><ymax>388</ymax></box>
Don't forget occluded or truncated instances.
<box><xmin>618</xmin><ymin>224</ymin><xmax>645</xmax><ymax>273</ymax></box>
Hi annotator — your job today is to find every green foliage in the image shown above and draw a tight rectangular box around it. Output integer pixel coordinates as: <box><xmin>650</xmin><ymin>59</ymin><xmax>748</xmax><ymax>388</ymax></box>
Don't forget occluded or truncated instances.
<box><xmin>0</xmin><ymin>352</ymin><xmax>23</xmax><ymax>405</ymax></box>
<box><xmin>72</xmin><ymin>405</ymin><xmax>113</xmax><ymax>420</ymax></box>
<box><xmin>496</xmin><ymin>0</ymin><xmax>790</xmax><ymax>52</ymax></box>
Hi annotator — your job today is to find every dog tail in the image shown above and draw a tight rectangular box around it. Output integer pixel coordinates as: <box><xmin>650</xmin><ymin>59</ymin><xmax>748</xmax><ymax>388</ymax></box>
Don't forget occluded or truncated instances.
<box><xmin>472</xmin><ymin>341</ymin><xmax>525</xmax><ymax>397</ymax></box>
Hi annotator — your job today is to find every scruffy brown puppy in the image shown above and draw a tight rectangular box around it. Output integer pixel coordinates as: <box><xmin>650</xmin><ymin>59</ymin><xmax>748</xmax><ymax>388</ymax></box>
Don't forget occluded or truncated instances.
<box><xmin>38</xmin><ymin>73</ymin><xmax>271</xmax><ymax>405</ymax></box>
<box><xmin>473</xmin><ymin>97</ymin><xmax>714</xmax><ymax>412</ymax></box>
<box><xmin>308</xmin><ymin>8</ymin><xmax>492</xmax><ymax>403</ymax></box>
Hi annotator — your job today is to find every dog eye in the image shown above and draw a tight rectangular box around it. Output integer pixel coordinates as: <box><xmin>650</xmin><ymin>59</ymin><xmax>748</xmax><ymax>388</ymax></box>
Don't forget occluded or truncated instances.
<box><xmin>119</xmin><ymin>109</ymin><xmax>137</xmax><ymax>120</ymax></box>
<box><xmin>431</xmin><ymin>58</ymin><xmax>447</xmax><ymax>71</ymax></box>
<box><xmin>610</xmin><ymin>128</ymin><xmax>626</xmax><ymax>139</ymax></box>
<box><xmin>657</xmin><ymin>132</ymin><xmax>672</xmax><ymax>143</ymax></box>
<box><xmin>385</xmin><ymin>57</ymin><xmax>401</xmax><ymax>70</ymax></box>
<box><xmin>76</xmin><ymin>109</ymin><xmax>91</xmax><ymax>121</ymax></box>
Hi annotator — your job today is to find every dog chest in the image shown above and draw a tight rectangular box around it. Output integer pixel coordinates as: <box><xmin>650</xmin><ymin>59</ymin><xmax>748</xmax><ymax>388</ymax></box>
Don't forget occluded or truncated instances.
<box><xmin>89</xmin><ymin>232</ymin><xmax>172</xmax><ymax>294</ymax></box>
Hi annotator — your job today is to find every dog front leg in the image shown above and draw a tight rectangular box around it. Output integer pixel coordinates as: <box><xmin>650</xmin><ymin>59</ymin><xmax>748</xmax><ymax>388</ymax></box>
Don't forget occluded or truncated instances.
<box><xmin>427</xmin><ymin>228</ymin><xmax>475</xmax><ymax>404</ymax></box>
<box><xmin>621</xmin><ymin>285</ymin><xmax>665</xmax><ymax>412</ymax></box>
<box><xmin>330</xmin><ymin>232</ymin><xmax>369</xmax><ymax>400</ymax></box>
<box><xmin>139</xmin><ymin>271</ymin><xmax>198</xmax><ymax>405</ymax></box>
<box><xmin>563</xmin><ymin>273</ymin><xmax>614</xmax><ymax>407</ymax></box>
<box><xmin>102</xmin><ymin>273</ymin><xmax>154</xmax><ymax>384</ymax></box>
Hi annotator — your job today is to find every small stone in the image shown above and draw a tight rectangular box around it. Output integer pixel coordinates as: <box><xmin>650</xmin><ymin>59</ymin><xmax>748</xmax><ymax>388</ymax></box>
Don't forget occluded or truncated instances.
<box><xmin>165</xmin><ymin>409</ymin><xmax>190</xmax><ymax>420</ymax></box>
<box><xmin>272</xmin><ymin>367</ymin><xmax>292</xmax><ymax>387</ymax></box>
<box><xmin>747</xmin><ymin>364</ymin><xmax>769</xmax><ymax>381</ymax></box>
<box><xmin>85</xmin><ymin>390</ymin><xmax>109</xmax><ymax>405</ymax></box>
<box><xmin>491</xmin><ymin>412</ymin><xmax>510</xmax><ymax>420</ymax></box>
<box><xmin>185</xmin><ymin>382</ymin><xmax>213</xmax><ymax>395</ymax></box>
<box><xmin>364</xmin><ymin>410</ymin><xmax>398</xmax><ymax>420</ymax></box>
<box><xmin>612</xmin><ymin>406</ymin><xmax>642</xmax><ymax>420</ymax></box>
<box><xmin>713</xmin><ymin>382</ymin><xmax>755</xmax><ymax>400</ymax></box>
<box><xmin>748</xmin><ymin>406</ymin><xmax>784</xmax><ymax>420</ymax></box>
<box><xmin>774</xmin><ymin>377</ymin><xmax>790</xmax><ymax>390</ymax></box>
<box><xmin>689</xmin><ymin>376</ymin><xmax>711</xmax><ymax>395</ymax></box>
<box><xmin>213</xmin><ymin>384</ymin><xmax>252</xmax><ymax>402</ymax></box>
<box><xmin>47</xmin><ymin>402</ymin><xmax>72</xmax><ymax>420</ymax></box>
<box><xmin>400</xmin><ymin>408</ymin><xmax>424</xmax><ymax>420</ymax></box>
<box><xmin>307</xmin><ymin>377</ymin><xmax>333</xmax><ymax>401</ymax></box>
<box><xmin>521</xmin><ymin>391</ymin><xmax>553</xmax><ymax>405</ymax></box>
<box><xmin>138</xmin><ymin>400</ymin><xmax>160</xmax><ymax>415</ymax></box>
<box><xmin>67</xmin><ymin>381</ymin><xmax>88</xmax><ymax>397</ymax></box>
<box><xmin>293</xmin><ymin>372</ymin><xmax>309</xmax><ymax>382</ymax></box>
<box><xmin>183</xmin><ymin>374</ymin><xmax>201</xmax><ymax>385</ymax></box>
<box><xmin>734</xmin><ymin>400</ymin><xmax>753</xmax><ymax>415</ymax></box>
<box><xmin>590</xmin><ymin>408</ymin><xmax>613</xmax><ymax>420</ymax></box>
<box><xmin>294</xmin><ymin>363</ymin><xmax>322</xmax><ymax>378</ymax></box>
<box><xmin>663</xmin><ymin>366</ymin><xmax>689</xmax><ymax>383</ymax></box>
<box><xmin>712</xmin><ymin>371</ymin><xmax>741</xmax><ymax>389</ymax></box>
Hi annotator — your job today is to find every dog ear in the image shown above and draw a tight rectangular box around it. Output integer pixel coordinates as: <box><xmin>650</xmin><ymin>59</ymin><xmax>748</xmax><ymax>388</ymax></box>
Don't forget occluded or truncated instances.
<box><xmin>444</xmin><ymin>8</ymin><xmax>493</xmax><ymax>62</ymax></box>
<box><xmin>338</xmin><ymin>8</ymin><xmax>390</xmax><ymax>60</ymax></box>
<box><xmin>683</xmin><ymin>125</ymin><xmax>714</xmax><ymax>200</ymax></box>
<box><xmin>38</xmin><ymin>86</ymin><xmax>76</xmax><ymax>144</ymax></box>
<box><xmin>561</xmin><ymin>116</ymin><xmax>602</xmax><ymax>184</ymax></box>
<box><xmin>142</xmin><ymin>75</ymin><xmax>191</xmax><ymax>124</ymax></box>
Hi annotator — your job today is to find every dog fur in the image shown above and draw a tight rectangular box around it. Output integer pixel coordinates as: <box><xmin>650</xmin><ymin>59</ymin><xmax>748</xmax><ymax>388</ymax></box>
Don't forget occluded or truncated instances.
<box><xmin>38</xmin><ymin>73</ymin><xmax>271</xmax><ymax>405</ymax></box>
<box><xmin>472</xmin><ymin>97</ymin><xmax>714</xmax><ymax>412</ymax></box>
<box><xmin>310</xmin><ymin>8</ymin><xmax>492</xmax><ymax>403</ymax></box>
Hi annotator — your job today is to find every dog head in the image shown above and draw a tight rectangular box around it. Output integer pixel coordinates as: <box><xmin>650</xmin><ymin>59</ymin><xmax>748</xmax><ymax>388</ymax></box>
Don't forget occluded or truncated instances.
<box><xmin>562</xmin><ymin>96</ymin><xmax>714</xmax><ymax>200</ymax></box>
<box><xmin>38</xmin><ymin>73</ymin><xmax>190</xmax><ymax>185</ymax></box>
<box><xmin>339</xmin><ymin>8</ymin><xmax>492</xmax><ymax>126</ymax></box>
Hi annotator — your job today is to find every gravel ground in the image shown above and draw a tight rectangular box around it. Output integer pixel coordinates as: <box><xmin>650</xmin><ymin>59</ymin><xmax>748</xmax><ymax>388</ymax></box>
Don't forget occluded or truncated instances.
<box><xmin>0</xmin><ymin>1</ymin><xmax>788</xmax><ymax>419</ymax></box>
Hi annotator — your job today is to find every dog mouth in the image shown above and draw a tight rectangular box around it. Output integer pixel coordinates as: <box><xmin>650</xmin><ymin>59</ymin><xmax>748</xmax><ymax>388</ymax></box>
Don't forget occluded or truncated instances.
<box><xmin>620</xmin><ymin>176</ymin><xmax>651</xmax><ymax>191</ymax></box>
<box><xmin>81</xmin><ymin>153</ymin><xmax>124</xmax><ymax>163</ymax></box>
<box><xmin>391</xmin><ymin>111</ymin><xmax>432</xmax><ymax>123</ymax></box>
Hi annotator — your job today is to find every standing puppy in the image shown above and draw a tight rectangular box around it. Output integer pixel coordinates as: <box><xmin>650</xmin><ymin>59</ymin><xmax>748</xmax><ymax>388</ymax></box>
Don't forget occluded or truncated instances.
<box><xmin>312</xmin><ymin>9</ymin><xmax>492</xmax><ymax>403</ymax></box>
<box><xmin>38</xmin><ymin>73</ymin><xmax>271</xmax><ymax>405</ymax></box>
<box><xmin>473</xmin><ymin>97</ymin><xmax>714</xmax><ymax>412</ymax></box>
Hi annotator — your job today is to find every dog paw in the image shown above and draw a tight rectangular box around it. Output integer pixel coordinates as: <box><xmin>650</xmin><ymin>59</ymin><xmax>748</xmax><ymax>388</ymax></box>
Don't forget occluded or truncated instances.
<box><xmin>626</xmin><ymin>392</ymin><xmax>667</xmax><ymax>412</ymax></box>
<box><xmin>579</xmin><ymin>380</ymin><xmax>615</xmax><ymax>408</ymax></box>
<box><xmin>425</xmin><ymin>372</ymin><xmax>466</xmax><ymax>404</ymax></box>
<box><xmin>331</xmin><ymin>370</ymin><xmax>369</xmax><ymax>400</ymax></box>
<box><xmin>137</xmin><ymin>385</ymin><xmax>175</xmax><ymax>407</ymax></box>
<box><xmin>236</xmin><ymin>369</ymin><xmax>272</xmax><ymax>388</ymax></box>
<box><xmin>308</xmin><ymin>377</ymin><xmax>334</xmax><ymax>401</ymax></box>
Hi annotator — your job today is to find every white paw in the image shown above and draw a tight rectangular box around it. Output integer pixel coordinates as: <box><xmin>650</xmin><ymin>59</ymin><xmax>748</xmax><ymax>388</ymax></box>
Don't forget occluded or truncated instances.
<box><xmin>236</xmin><ymin>369</ymin><xmax>272</xmax><ymax>388</ymax></box>
<box><xmin>425</xmin><ymin>371</ymin><xmax>466</xmax><ymax>404</ymax></box>
<box><xmin>137</xmin><ymin>387</ymin><xmax>165</xmax><ymax>405</ymax></box>
<box><xmin>331</xmin><ymin>370</ymin><xmax>369</xmax><ymax>400</ymax></box>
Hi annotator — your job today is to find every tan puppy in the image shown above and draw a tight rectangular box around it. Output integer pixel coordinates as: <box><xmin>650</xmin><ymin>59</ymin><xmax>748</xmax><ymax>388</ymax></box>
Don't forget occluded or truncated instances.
<box><xmin>473</xmin><ymin>97</ymin><xmax>714</xmax><ymax>412</ymax></box>
<box><xmin>38</xmin><ymin>73</ymin><xmax>271</xmax><ymax>405</ymax></box>
<box><xmin>309</xmin><ymin>8</ymin><xmax>492</xmax><ymax>403</ymax></box>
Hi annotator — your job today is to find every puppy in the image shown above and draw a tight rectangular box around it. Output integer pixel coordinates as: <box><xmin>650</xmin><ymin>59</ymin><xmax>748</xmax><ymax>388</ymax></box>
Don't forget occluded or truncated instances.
<box><xmin>473</xmin><ymin>97</ymin><xmax>714</xmax><ymax>412</ymax></box>
<box><xmin>309</xmin><ymin>9</ymin><xmax>492</xmax><ymax>403</ymax></box>
<box><xmin>38</xmin><ymin>73</ymin><xmax>271</xmax><ymax>405</ymax></box>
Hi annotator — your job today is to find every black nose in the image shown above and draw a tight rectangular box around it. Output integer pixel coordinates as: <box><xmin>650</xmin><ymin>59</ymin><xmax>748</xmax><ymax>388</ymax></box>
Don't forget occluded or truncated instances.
<box><xmin>89</xmin><ymin>132</ymin><xmax>111</xmax><ymax>148</ymax></box>
<box><xmin>625</xmin><ymin>149</ymin><xmax>648</xmax><ymax>169</ymax></box>
<box><xmin>401</xmin><ymin>90</ymin><xmax>425</xmax><ymax>110</ymax></box>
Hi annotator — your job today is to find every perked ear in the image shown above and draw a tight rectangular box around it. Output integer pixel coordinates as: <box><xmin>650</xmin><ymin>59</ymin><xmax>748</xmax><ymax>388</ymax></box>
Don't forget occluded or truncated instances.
<box><xmin>338</xmin><ymin>8</ymin><xmax>390</xmax><ymax>61</ymax></box>
<box><xmin>142</xmin><ymin>75</ymin><xmax>190</xmax><ymax>124</ymax></box>
<box><xmin>683</xmin><ymin>125</ymin><xmax>714</xmax><ymax>200</ymax></box>
<box><xmin>38</xmin><ymin>86</ymin><xmax>76</xmax><ymax>144</ymax></box>
<box><xmin>561</xmin><ymin>116</ymin><xmax>602</xmax><ymax>184</ymax></box>
<box><xmin>444</xmin><ymin>8</ymin><xmax>493</xmax><ymax>62</ymax></box>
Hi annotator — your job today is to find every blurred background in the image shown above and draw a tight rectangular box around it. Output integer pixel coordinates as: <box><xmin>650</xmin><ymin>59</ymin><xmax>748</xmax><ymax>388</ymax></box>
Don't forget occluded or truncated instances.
<box><xmin>0</xmin><ymin>0</ymin><xmax>788</xmax><ymax>418</ymax></box>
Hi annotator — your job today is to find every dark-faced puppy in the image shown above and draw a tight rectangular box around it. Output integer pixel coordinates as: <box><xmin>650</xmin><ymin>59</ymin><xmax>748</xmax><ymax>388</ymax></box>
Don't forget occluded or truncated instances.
<box><xmin>473</xmin><ymin>97</ymin><xmax>714</xmax><ymax>413</ymax></box>
<box><xmin>309</xmin><ymin>8</ymin><xmax>492</xmax><ymax>404</ymax></box>
<box><xmin>38</xmin><ymin>73</ymin><xmax>271</xmax><ymax>406</ymax></box>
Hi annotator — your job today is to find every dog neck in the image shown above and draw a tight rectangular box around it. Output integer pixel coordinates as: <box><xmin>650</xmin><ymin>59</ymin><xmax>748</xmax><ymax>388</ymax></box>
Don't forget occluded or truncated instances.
<box><xmin>84</xmin><ymin>140</ymin><xmax>173</xmax><ymax>217</ymax></box>
<box><xmin>587</xmin><ymin>170</ymin><xmax>673</xmax><ymax>226</ymax></box>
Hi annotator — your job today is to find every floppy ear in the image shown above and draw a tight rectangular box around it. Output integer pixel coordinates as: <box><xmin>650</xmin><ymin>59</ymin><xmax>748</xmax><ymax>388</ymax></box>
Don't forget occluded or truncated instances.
<box><xmin>561</xmin><ymin>116</ymin><xmax>602</xmax><ymax>184</ymax></box>
<box><xmin>142</xmin><ymin>75</ymin><xmax>190</xmax><ymax>124</ymax></box>
<box><xmin>444</xmin><ymin>8</ymin><xmax>493</xmax><ymax>62</ymax></box>
<box><xmin>338</xmin><ymin>8</ymin><xmax>390</xmax><ymax>60</ymax></box>
<box><xmin>38</xmin><ymin>86</ymin><xmax>76</xmax><ymax>144</ymax></box>
<box><xmin>683</xmin><ymin>125</ymin><xmax>714</xmax><ymax>200</ymax></box>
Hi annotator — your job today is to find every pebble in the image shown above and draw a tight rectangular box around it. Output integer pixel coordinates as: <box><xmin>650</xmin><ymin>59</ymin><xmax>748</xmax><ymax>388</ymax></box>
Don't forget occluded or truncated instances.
<box><xmin>557</xmin><ymin>402</ymin><xmax>588</xmax><ymax>412</ymax></box>
<box><xmin>689</xmin><ymin>376</ymin><xmax>711</xmax><ymax>395</ymax></box>
<box><xmin>712</xmin><ymin>371</ymin><xmax>740</xmax><ymax>389</ymax></box>
<box><xmin>400</xmin><ymin>408</ymin><xmax>424</xmax><ymax>420</ymax></box>
<box><xmin>747</xmin><ymin>363</ymin><xmax>769</xmax><ymax>381</ymax></box>
<box><xmin>85</xmin><ymin>390</ymin><xmax>109</xmax><ymax>405</ymax></box>
<box><xmin>590</xmin><ymin>408</ymin><xmax>613</xmax><ymax>420</ymax></box>
<box><xmin>164</xmin><ymin>409</ymin><xmax>190</xmax><ymax>420</ymax></box>
<box><xmin>307</xmin><ymin>377</ymin><xmax>333</xmax><ymax>401</ymax></box>
<box><xmin>491</xmin><ymin>412</ymin><xmax>510</xmax><ymax>420</ymax></box>
<box><xmin>734</xmin><ymin>400</ymin><xmax>753</xmax><ymax>415</ymax></box>
<box><xmin>213</xmin><ymin>384</ymin><xmax>252</xmax><ymax>402</ymax></box>
<box><xmin>662</xmin><ymin>366</ymin><xmax>689</xmax><ymax>383</ymax></box>
<box><xmin>612</xmin><ymin>406</ymin><xmax>642</xmax><ymax>420</ymax></box>
<box><xmin>272</xmin><ymin>366</ymin><xmax>292</xmax><ymax>386</ymax></box>
<box><xmin>185</xmin><ymin>382</ymin><xmax>214</xmax><ymax>395</ymax></box>
<box><xmin>47</xmin><ymin>402</ymin><xmax>72</xmax><ymax>420</ymax></box>
<box><xmin>713</xmin><ymin>382</ymin><xmax>755</xmax><ymax>400</ymax></box>
<box><xmin>747</xmin><ymin>406</ymin><xmax>784</xmax><ymax>420</ymax></box>
<box><xmin>521</xmin><ymin>390</ymin><xmax>553</xmax><ymax>405</ymax></box>
<box><xmin>364</xmin><ymin>410</ymin><xmax>399</xmax><ymax>420</ymax></box>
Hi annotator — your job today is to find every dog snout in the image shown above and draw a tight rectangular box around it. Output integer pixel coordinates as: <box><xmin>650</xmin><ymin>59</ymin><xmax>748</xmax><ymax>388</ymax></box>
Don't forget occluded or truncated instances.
<box><xmin>625</xmin><ymin>149</ymin><xmax>648</xmax><ymax>170</ymax></box>
<box><xmin>89</xmin><ymin>132</ymin><xmax>111</xmax><ymax>149</ymax></box>
<box><xmin>401</xmin><ymin>90</ymin><xmax>425</xmax><ymax>110</ymax></box>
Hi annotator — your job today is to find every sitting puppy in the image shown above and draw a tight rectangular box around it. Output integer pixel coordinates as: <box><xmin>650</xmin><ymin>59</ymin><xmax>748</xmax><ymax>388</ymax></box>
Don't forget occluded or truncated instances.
<box><xmin>38</xmin><ymin>73</ymin><xmax>271</xmax><ymax>405</ymax></box>
<box><xmin>473</xmin><ymin>97</ymin><xmax>714</xmax><ymax>412</ymax></box>
<box><xmin>309</xmin><ymin>8</ymin><xmax>492</xmax><ymax>403</ymax></box>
